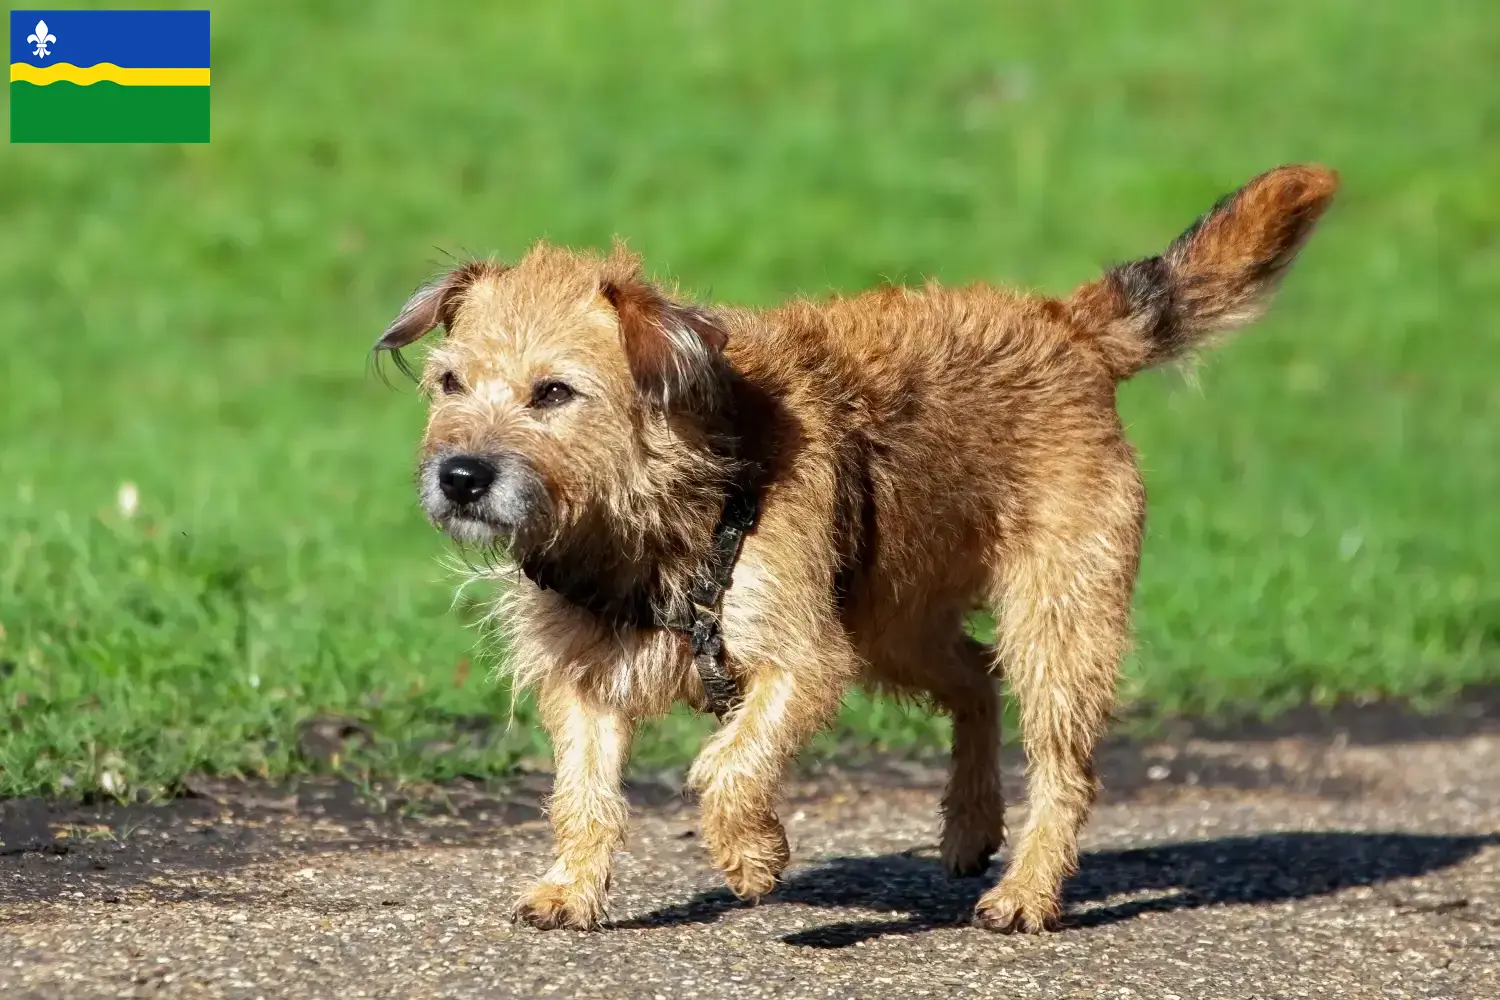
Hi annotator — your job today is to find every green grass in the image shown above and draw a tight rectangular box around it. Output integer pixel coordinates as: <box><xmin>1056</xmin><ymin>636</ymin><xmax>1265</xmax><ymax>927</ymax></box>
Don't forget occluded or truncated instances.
<box><xmin>2</xmin><ymin>0</ymin><xmax>1497</xmax><ymax>798</ymax></box>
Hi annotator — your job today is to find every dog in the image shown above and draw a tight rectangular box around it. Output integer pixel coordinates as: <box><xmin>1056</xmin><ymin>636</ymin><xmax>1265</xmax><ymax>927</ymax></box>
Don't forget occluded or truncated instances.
<box><xmin>375</xmin><ymin>164</ymin><xmax>1338</xmax><ymax>932</ymax></box>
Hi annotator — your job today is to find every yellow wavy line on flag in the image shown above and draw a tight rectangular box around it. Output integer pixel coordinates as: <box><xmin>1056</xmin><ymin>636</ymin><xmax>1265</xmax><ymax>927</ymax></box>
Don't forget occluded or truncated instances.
<box><xmin>9</xmin><ymin>63</ymin><xmax>210</xmax><ymax>86</ymax></box>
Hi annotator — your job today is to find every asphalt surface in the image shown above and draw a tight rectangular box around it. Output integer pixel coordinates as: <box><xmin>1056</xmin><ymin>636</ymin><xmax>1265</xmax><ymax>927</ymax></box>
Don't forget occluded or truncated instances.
<box><xmin>3</xmin><ymin>700</ymin><xmax>1499</xmax><ymax>999</ymax></box>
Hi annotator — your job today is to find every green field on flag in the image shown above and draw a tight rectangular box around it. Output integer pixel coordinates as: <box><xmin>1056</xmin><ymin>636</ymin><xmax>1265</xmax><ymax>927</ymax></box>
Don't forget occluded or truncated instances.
<box><xmin>10</xmin><ymin>82</ymin><xmax>209</xmax><ymax>143</ymax></box>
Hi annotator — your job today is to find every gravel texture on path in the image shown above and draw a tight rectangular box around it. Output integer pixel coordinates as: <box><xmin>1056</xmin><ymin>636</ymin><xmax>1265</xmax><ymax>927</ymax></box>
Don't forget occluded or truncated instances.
<box><xmin>3</xmin><ymin>707</ymin><xmax>1499</xmax><ymax>999</ymax></box>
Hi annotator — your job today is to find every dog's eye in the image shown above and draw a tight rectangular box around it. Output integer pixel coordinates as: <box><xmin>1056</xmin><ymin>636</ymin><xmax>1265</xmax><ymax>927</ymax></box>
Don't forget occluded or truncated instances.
<box><xmin>530</xmin><ymin>380</ymin><xmax>577</xmax><ymax>409</ymax></box>
<box><xmin>439</xmin><ymin>371</ymin><xmax>464</xmax><ymax>396</ymax></box>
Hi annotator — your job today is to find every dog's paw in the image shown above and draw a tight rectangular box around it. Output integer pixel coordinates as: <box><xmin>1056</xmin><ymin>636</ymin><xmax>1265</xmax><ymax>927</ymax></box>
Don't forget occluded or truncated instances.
<box><xmin>712</xmin><ymin>819</ymin><xmax>790</xmax><ymax>902</ymax></box>
<box><xmin>721</xmin><ymin>853</ymin><xmax>782</xmax><ymax>901</ymax></box>
<box><xmin>940</xmin><ymin>818</ymin><xmax>1005</xmax><ymax>878</ymax></box>
<box><xmin>512</xmin><ymin>881</ymin><xmax>604</xmax><ymax>931</ymax></box>
<box><xmin>972</xmin><ymin>882</ymin><xmax>1061</xmax><ymax>934</ymax></box>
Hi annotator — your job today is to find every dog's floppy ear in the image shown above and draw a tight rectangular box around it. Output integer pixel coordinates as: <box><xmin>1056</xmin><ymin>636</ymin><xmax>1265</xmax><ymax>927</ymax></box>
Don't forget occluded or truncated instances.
<box><xmin>374</xmin><ymin>260</ymin><xmax>502</xmax><ymax>352</ymax></box>
<box><xmin>601</xmin><ymin>275</ymin><xmax>729</xmax><ymax>411</ymax></box>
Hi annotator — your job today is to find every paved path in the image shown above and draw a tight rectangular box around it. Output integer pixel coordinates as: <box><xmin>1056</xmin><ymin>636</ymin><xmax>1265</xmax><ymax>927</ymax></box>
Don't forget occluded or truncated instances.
<box><xmin>3</xmin><ymin>719</ymin><xmax>1499</xmax><ymax>998</ymax></box>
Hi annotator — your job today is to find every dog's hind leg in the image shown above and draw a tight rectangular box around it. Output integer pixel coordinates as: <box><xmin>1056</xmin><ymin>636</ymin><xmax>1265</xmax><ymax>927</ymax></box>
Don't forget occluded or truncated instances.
<box><xmin>865</xmin><ymin>624</ymin><xmax>1007</xmax><ymax>877</ymax></box>
<box><xmin>514</xmin><ymin>679</ymin><xmax>635</xmax><ymax>931</ymax></box>
<box><xmin>974</xmin><ymin>455</ymin><xmax>1143</xmax><ymax>933</ymax></box>
<box><xmin>931</xmin><ymin>634</ymin><xmax>1008</xmax><ymax>877</ymax></box>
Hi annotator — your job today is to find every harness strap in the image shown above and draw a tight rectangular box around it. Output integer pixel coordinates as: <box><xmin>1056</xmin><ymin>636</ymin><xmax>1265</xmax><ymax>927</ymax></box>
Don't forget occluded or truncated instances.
<box><xmin>521</xmin><ymin>474</ymin><xmax>760</xmax><ymax>720</ymax></box>
<box><xmin>673</xmin><ymin>478</ymin><xmax>758</xmax><ymax>718</ymax></box>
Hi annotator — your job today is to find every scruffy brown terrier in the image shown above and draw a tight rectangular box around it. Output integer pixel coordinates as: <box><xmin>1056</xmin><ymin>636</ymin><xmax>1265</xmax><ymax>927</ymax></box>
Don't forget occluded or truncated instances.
<box><xmin>376</xmin><ymin>165</ymin><xmax>1337</xmax><ymax>932</ymax></box>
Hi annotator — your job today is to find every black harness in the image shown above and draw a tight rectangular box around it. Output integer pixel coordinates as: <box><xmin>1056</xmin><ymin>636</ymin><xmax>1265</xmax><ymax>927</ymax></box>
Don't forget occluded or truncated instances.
<box><xmin>520</xmin><ymin>476</ymin><xmax>760</xmax><ymax>719</ymax></box>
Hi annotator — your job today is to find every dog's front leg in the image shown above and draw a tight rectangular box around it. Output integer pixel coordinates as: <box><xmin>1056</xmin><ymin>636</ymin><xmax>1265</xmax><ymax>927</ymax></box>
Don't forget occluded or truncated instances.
<box><xmin>687</xmin><ymin>593</ymin><xmax>856</xmax><ymax>900</ymax></box>
<box><xmin>514</xmin><ymin>680</ymin><xmax>635</xmax><ymax>930</ymax></box>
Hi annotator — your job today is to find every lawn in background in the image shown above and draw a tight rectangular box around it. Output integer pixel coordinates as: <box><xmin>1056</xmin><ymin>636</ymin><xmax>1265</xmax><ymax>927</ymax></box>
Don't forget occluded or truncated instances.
<box><xmin>2</xmin><ymin>0</ymin><xmax>1497</xmax><ymax>798</ymax></box>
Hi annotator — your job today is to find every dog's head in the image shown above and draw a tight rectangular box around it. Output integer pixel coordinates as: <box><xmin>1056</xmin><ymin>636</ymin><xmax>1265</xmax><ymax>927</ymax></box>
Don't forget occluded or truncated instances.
<box><xmin>374</xmin><ymin>243</ymin><xmax>732</xmax><ymax>558</ymax></box>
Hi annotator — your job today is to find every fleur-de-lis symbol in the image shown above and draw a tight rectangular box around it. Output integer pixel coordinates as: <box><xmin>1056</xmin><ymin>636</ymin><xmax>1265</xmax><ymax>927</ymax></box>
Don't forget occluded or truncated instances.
<box><xmin>27</xmin><ymin>20</ymin><xmax>57</xmax><ymax>59</ymax></box>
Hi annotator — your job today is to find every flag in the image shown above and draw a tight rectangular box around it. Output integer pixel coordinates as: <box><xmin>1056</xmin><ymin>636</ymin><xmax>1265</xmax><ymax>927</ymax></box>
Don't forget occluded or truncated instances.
<box><xmin>10</xmin><ymin>9</ymin><xmax>209</xmax><ymax>143</ymax></box>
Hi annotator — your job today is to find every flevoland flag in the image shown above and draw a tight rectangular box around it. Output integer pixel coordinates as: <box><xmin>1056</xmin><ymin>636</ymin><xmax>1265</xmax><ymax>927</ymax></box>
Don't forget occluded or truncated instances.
<box><xmin>10</xmin><ymin>9</ymin><xmax>209</xmax><ymax>143</ymax></box>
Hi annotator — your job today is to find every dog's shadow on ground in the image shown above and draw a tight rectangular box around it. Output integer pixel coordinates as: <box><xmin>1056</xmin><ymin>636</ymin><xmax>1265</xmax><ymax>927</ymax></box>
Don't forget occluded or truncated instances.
<box><xmin>617</xmin><ymin>832</ymin><xmax>1496</xmax><ymax>947</ymax></box>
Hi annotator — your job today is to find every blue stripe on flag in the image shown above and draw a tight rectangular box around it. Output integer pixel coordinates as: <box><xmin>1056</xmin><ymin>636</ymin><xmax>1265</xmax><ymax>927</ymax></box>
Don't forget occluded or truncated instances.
<box><xmin>10</xmin><ymin>10</ymin><xmax>209</xmax><ymax>69</ymax></box>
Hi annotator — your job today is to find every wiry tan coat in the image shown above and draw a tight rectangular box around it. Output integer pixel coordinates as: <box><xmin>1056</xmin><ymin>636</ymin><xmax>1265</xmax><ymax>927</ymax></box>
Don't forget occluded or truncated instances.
<box><xmin>377</xmin><ymin>165</ymin><xmax>1339</xmax><ymax>932</ymax></box>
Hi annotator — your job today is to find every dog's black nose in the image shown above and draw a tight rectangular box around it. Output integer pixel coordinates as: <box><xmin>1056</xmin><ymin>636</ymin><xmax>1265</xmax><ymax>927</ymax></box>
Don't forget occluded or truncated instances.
<box><xmin>438</xmin><ymin>456</ymin><xmax>496</xmax><ymax>505</ymax></box>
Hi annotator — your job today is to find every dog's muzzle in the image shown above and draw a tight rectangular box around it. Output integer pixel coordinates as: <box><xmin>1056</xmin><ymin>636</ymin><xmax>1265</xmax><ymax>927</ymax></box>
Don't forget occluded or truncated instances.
<box><xmin>420</xmin><ymin>452</ymin><xmax>550</xmax><ymax>546</ymax></box>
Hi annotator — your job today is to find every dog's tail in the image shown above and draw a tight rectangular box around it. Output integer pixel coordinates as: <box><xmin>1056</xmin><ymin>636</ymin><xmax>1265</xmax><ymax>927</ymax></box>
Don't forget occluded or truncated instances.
<box><xmin>1068</xmin><ymin>164</ymin><xmax>1339</xmax><ymax>380</ymax></box>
